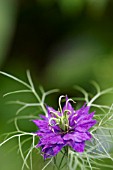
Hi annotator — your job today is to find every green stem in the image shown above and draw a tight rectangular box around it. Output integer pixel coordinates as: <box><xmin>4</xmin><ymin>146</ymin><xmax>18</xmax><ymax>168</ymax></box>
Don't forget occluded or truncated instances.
<box><xmin>59</xmin><ymin>152</ymin><xmax>66</xmax><ymax>169</ymax></box>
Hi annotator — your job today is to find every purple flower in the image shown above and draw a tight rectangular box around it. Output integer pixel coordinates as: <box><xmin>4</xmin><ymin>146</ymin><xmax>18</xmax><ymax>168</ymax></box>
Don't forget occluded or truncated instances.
<box><xmin>33</xmin><ymin>96</ymin><xmax>97</xmax><ymax>159</ymax></box>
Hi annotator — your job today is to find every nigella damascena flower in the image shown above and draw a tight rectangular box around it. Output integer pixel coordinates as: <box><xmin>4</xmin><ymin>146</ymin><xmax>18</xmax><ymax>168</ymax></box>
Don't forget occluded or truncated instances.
<box><xmin>33</xmin><ymin>96</ymin><xmax>97</xmax><ymax>159</ymax></box>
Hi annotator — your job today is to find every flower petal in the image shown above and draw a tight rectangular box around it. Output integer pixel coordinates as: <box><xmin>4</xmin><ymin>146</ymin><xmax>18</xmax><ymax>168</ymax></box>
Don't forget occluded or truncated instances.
<box><xmin>63</xmin><ymin>96</ymin><xmax>74</xmax><ymax>114</ymax></box>
<box><xmin>75</xmin><ymin>105</ymin><xmax>90</xmax><ymax>118</ymax></box>
<box><xmin>76</xmin><ymin>120</ymin><xmax>97</xmax><ymax>132</ymax></box>
<box><xmin>37</xmin><ymin>131</ymin><xmax>55</xmax><ymax>138</ymax></box>
<box><xmin>39</xmin><ymin>114</ymin><xmax>48</xmax><ymax>120</ymax></box>
<box><xmin>33</xmin><ymin>98</ymin><xmax>97</xmax><ymax>159</ymax></box>
<box><xmin>70</xmin><ymin>141</ymin><xmax>85</xmax><ymax>152</ymax></box>
<box><xmin>63</xmin><ymin>131</ymin><xmax>91</xmax><ymax>142</ymax></box>
<box><xmin>33</xmin><ymin>119</ymin><xmax>48</xmax><ymax>128</ymax></box>
<box><xmin>33</xmin><ymin>119</ymin><xmax>50</xmax><ymax>132</ymax></box>
<box><xmin>53</xmin><ymin>144</ymin><xmax>64</xmax><ymax>155</ymax></box>
<box><xmin>76</xmin><ymin>112</ymin><xmax>95</xmax><ymax>124</ymax></box>
<box><xmin>42</xmin><ymin>144</ymin><xmax>64</xmax><ymax>159</ymax></box>
<box><xmin>39</xmin><ymin>135</ymin><xmax>64</xmax><ymax>145</ymax></box>
<box><xmin>69</xmin><ymin>105</ymin><xmax>92</xmax><ymax>127</ymax></box>
<box><xmin>46</xmin><ymin>106</ymin><xmax>61</xmax><ymax>117</ymax></box>
<box><xmin>43</xmin><ymin>147</ymin><xmax>54</xmax><ymax>159</ymax></box>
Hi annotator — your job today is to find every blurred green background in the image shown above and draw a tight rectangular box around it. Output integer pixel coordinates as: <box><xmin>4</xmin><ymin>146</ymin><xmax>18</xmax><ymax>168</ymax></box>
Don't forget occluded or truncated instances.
<box><xmin>1</xmin><ymin>0</ymin><xmax>113</xmax><ymax>169</ymax></box>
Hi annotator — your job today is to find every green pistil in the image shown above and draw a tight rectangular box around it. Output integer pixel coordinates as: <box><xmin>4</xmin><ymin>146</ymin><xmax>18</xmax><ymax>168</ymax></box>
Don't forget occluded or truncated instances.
<box><xmin>49</xmin><ymin>110</ymin><xmax>70</xmax><ymax>132</ymax></box>
<box><xmin>58</xmin><ymin>111</ymin><xmax>69</xmax><ymax>132</ymax></box>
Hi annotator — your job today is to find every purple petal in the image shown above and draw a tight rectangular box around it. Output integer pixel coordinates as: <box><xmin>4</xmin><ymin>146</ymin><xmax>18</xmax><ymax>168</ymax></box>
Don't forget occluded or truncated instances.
<box><xmin>76</xmin><ymin>120</ymin><xmax>97</xmax><ymax>132</ymax></box>
<box><xmin>75</xmin><ymin>105</ymin><xmax>90</xmax><ymax>118</ymax></box>
<box><xmin>69</xmin><ymin>141</ymin><xmax>85</xmax><ymax>152</ymax></box>
<box><xmin>63</xmin><ymin>96</ymin><xmax>74</xmax><ymax>114</ymax></box>
<box><xmin>33</xmin><ymin>119</ymin><xmax>51</xmax><ymax>133</ymax></box>
<box><xmin>33</xmin><ymin>119</ymin><xmax>48</xmax><ymax>127</ymax></box>
<box><xmin>46</xmin><ymin>106</ymin><xmax>61</xmax><ymax>117</ymax></box>
<box><xmin>43</xmin><ymin>147</ymin><xmax>54</xmax><ymax>159</ymax></box>
<box><xmin>69</xmin><ymin>105</ymin><xmax>91</xmax><ymax>126</ymax></box>
<box><xmin>76</xmin><ymin>112</ymin><xmax>95</xmax><ymax>124</ymax></box>
<box><xmin>37</xmin><ymin>131</ymin><xmax>55</xmax><ymax>138</ymax></box>
<box><xmin>42</xmin><ymin>144</ymin><xmax>64</xmax><ymax>159</ymax></box>
<box><xmin>53</xmin><ymin>144</ymin><xmax>64</xmax><ymax>156</ymax></box>
<box><xmin>39</xmin><ymin>135</ymin><xmax>64</xmax><ymax>145</ymax></box>
<box><xmin>39</xmin><ymin>114</ymin><xmax>48</xmax><ymax>120</ymax></box>
<box><xmin>63</xmin><ymin>131</ymin><xmax>91</xmax><ymax>142</ymax></box>
<box><xmin>33</xmin><ymin>99</ymin><xmax>97</xmax><ymax>159</ymax></box>
<box><xmin>63</xmin><ymin>133</ymin><xmax>81</xmax><ymax>142</ymax></box>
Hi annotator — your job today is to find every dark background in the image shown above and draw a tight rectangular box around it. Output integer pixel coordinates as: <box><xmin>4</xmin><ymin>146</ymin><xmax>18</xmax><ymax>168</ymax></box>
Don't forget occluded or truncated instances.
<box><xmin>1</xmin><ymin>0</ymin><xmax>113</xmax><ymax>169</ymax></box>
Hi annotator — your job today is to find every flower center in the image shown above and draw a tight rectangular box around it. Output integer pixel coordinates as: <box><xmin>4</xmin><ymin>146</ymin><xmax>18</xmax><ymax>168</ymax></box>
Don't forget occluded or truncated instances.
<box><xmin>49</xmin><ymin>110</ymin><xmax>70</xmax><ymax>132</ymax></box>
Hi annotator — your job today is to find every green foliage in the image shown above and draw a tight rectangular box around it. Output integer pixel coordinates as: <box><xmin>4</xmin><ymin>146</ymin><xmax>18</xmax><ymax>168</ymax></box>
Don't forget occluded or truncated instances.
<box><xmin>1</xmin><ymin>72</ymin><xmax>113</xmax><ymax>170</ymax></box>
<box><xmin>0</xmin><ymin>0</ymin><xmax>17</xmax><ymax>66</ymax></box>
<box><xmin>59</xmin><ymin>0</ymin><xmax>84</xmax><ymax>15</ymax></box>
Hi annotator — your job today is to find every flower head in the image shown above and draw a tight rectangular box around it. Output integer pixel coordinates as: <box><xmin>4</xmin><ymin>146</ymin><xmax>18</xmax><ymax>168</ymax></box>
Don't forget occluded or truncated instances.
<box><xmin>33</xmin><ymin>96</ymin><xmax>97</xmax><ymax>159</ymax></box>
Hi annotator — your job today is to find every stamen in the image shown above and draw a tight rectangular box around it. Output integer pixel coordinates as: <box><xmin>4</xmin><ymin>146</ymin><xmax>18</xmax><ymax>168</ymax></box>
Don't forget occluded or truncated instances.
<box><xmin>64</xmin><ymin>109</ymin><xmax>72</xmax><ymax>115</ymax></box>
<box><xmin>49</xmin><ymin>117</ymin><xmax>59</xmax><ymax>126</ymax></box>
<box><xmin>51</xmin><ymin>128</ymin><xmax>55</xmax><ymax>133</ymax></box>
<box><xmin>72</xmin><ymin>114</ymin><xmax>77</xmax><ymax>118</ymax></box>
<box><xmin>74</xmin><ymin>120</ymin><xmax>77</xmax><ymax>124</ymax></box>
<box><xmin>50</xmin><ymin>111</ymin><xmax>61</xmax><ymax>118</ymax></box>
<box><xmin>58</xmin><ymin>95</ymin><xmax>65</xmax><ymax>113</ymax></box>
<box><xmin>66</xmin><ymin>98</ymin><xmax>76</xmax><ymax>109</ymax></box>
